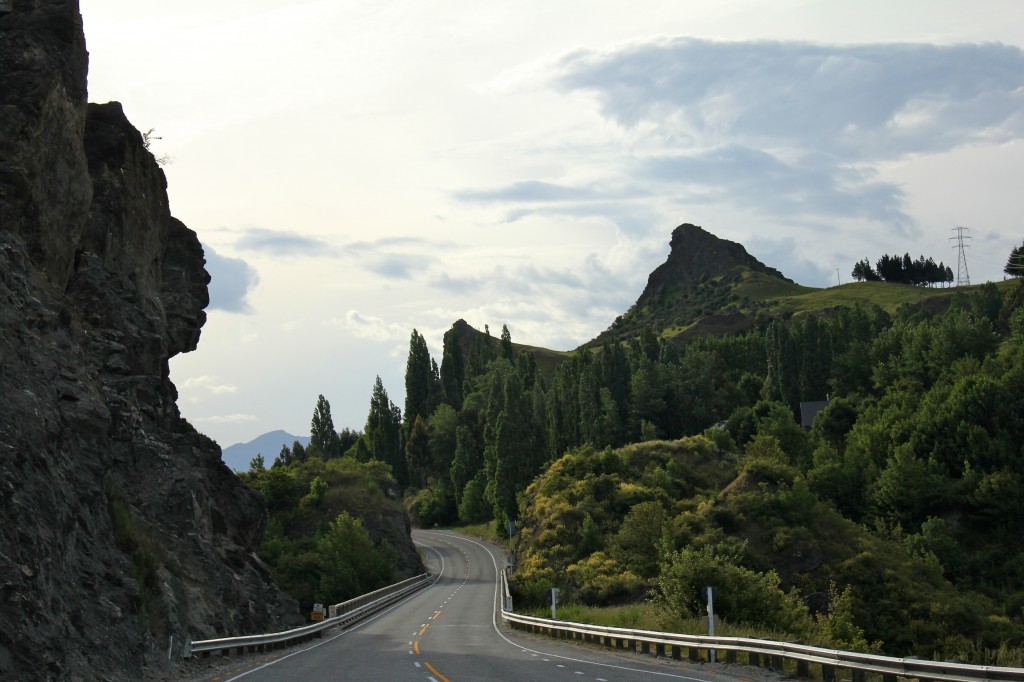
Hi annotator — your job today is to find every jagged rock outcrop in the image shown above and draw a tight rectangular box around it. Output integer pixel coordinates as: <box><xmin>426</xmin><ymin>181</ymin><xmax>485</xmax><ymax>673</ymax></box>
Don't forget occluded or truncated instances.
<box><xmin>1</xmin><ymin>2</ymin><xmax>302</xmax><ymax>680</ymax></box>
<box><xmin>591</xmin><ymin>223</ymin><xmax>792</xmax><ymax>345</ymax></box>
<box><xmin>647</xmin><ymin>223</ymin><xmax>792</xmax><ymax>290</ymax></box>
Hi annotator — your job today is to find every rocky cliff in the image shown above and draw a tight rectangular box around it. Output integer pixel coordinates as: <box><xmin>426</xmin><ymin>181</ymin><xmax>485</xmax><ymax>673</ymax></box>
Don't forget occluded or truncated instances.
<box><xmin>1</xmin><ymin>2</ymin><xmax>302</xmax><ymax>680</ymax></box>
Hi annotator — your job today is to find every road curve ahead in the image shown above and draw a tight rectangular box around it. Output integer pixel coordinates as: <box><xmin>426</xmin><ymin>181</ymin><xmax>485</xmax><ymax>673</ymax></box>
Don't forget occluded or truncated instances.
<box><xmin>214</xmin><ymin>530</ymin><xmax>744</xmax><ymax>682</ymax></box>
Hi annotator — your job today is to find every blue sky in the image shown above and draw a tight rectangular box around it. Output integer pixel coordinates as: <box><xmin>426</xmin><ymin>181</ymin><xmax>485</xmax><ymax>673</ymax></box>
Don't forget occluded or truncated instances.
<box><xmin>80</xmin><ymin>0</ymin><xmax>1024</xmax><ymax>448</ymax></box>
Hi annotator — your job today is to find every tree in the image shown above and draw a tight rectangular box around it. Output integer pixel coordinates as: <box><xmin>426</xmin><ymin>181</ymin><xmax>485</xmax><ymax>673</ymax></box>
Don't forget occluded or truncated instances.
<box><xmin>405</xmin><ymin>415</ymin><xmax>431</xmax><ymax>488</ymax></box>
<box><xmin>440</xmin><ymin>325</ymin><xmax>466</xmax><ymax>409</ymax></box>
<box><xmin>310</xmin><ymin>394</ymin><xmax>341</xmax><ymax>459</ymax></box>
<box><xmin>404</xmin><ymin>330</ymin><xmax>439</xmax><ymax>425</ymax></box>
<box><xmin>1006</xmin><ymin>242</ymin><xmax>1024</xmax><ymax>277</ymax></box>
<box><xmin>851</xmin><ymin>259</ymin><xmax>880</xmax><ymax>282</ymax></box>
<box><xmin>366</xmin><ymin>376</ymin><xmax>407</xmax><ymax>486</ymax></box>
<box><xmin>500</xmin><ymin>324</ymin><xmax>514</xmax><ymax>361</ymax></box>
<box><xmin>450</xmin><ymin>425</ymin><xmax>481</xmax><ymax>504</ymax></box>
<box><xmin>317</xmin><ymin>512</ymin><xmax>395</xmax><ymax>604</ymax></box>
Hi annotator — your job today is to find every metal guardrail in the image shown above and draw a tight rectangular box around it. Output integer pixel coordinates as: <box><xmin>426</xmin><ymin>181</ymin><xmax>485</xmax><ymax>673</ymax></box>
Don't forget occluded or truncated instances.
<box><xmin>500</xmin><ymin>607</ymin><xmax>1024</xmax><ymax>682</ymax></box>
<box><xmin>185</xmin><ymin>573</ymin><xmax>431</xmax><ymax>658</ymax></box>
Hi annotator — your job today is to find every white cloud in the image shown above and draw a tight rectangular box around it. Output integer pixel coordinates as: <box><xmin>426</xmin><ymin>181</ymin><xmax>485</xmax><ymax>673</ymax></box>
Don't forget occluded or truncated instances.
<box><xmin>340</xmin><ymin>311</ymin><xmax>409</xmax><ymax>343</ymax></box>
<box><xmin>180</xmin><ymin>375</ymin><xmax>239</xmax><ymax>394</ymax></box>
<box><xmin>193</xmin><ymin>413</ymin><xmax>258</xmax><ymax>424</ymax></box>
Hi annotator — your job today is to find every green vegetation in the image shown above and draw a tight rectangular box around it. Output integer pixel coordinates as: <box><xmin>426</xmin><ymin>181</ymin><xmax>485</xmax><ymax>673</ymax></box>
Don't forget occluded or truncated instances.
<box><xmin>503</xmin><ymin>279</ymin><xmax>1024</xmax><ymax>662</ymax></box>
<box><xmin>258</xmin><ymin>253</ymin><xmax>1024</xmax><ymax>660</ymax></box>
<box><xmin>1008</xmin><ymin>241</ymin><xmax>1024</xmax><ymax>278</ymax></box>
<box><xmin>107</xmin><ymin>487</ymin><xmax>166</xmax><ymax>636</ymax></box>
<box><xmin>239</xmin><ymin>456</ymin><xmax>404</xmax><ymax>613</ymax></box>
<box><xmin>851</xmin><ymin>253</ymin><xmax>953</xmax><ymax>285</ymax></box>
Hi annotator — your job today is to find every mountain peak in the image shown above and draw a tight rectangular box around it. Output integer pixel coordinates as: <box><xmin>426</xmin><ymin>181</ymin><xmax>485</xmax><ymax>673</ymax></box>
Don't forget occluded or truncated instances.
<box><xmin>590</xmin><ymin>223</ymin><xmax>792</xmax><ymax>345</ymax></box>
<box><xmin>659</xmin><ymin>223</ymin><xmax>791</xmax><ymax>287</ymax></box>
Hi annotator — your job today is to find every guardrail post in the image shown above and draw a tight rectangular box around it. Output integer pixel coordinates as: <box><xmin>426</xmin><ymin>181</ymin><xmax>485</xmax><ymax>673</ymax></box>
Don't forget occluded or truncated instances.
<box><xmin>822</xmin><ymin>663</ymin><xmax>836</xmax><ymax>682</ymax></box>
<box><xmin>672</xmin><ymin>645</ymin><xmax>682</xmax><ymax>660</ymax></box>
<box><xmin>726</xmin><ymin>650</ymin><xmax>736</xmax><ymax>664</ymax></box>
<box><xmin>882</xmin><ymin>674</ymin><xmax>897</xmax><ymax>682</ymax></box>
<box><xmin>853</xmin><ymin>669</ymin><xmax>866</xmax><ymax>682</ymax></box>
<box><xmin>749</xmin><ymin>652</ymin><xmax>760</xmax><ymax>667</ymax></box>
<box><xmin>656</xmin><ymin>642</ymin><xmax>665</xmax><ymax>657</ymax></box>
<box><xmin>797</xmin><ymin>659</ymin><xmax>810</xmax><ymax>678</ymax></box>
<box><xmin>688</xmin><ymin>647</ymin><xmax>700</xmax><ymax>662</ymax></box>
<box><xmin>772</xmin><ymin>655</ymin><xmax>785</xmax><ymax>670</ymax></box>
<box><xmin>640</xmin><ymin>641</ymin><xmax>650</xmax><ymax>655</ymax></box>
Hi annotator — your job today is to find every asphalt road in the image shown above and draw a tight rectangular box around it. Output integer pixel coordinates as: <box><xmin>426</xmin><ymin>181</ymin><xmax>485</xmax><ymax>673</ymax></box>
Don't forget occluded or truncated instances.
<box><xmin>210</xmin><ymin>530</ymin><xmax>748</xmax><ymax>682</ymax></box>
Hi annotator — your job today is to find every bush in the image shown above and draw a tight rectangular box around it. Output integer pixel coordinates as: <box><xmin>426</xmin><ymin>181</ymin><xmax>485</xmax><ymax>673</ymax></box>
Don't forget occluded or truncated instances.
<box><xmin>659</xmin><ymin>542</ymin><xmax>810</xmax><ymax>635</ymax></box>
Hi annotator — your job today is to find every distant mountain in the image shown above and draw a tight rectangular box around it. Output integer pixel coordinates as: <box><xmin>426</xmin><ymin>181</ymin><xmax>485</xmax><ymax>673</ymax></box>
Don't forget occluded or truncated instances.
<box><xmin>222</xmin><ymin>430</ymin><xmax>311</xmax><ymax>472</ymax></box>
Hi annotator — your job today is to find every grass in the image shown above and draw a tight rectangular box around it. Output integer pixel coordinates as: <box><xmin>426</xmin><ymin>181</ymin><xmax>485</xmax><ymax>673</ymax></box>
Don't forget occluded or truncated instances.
<box><xmin>532</xmin><ymin>601</ymin><xmax>800</xmax><ymax>642</ymax></box>
<box><xmin>442</xmin><ymin>521</ymin><xmax>509</xmax><ymax>546</ymax></box>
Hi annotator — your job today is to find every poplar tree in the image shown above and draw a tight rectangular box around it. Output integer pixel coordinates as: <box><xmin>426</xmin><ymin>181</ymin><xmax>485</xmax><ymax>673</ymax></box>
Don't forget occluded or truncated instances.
<box><xmin>404</xmin><ymin>330</ymin><xmax>438</xmax><ymax>425</ymax></box>
<box><xmin>310</xmin><ymin>394</ymin><xmax>341</xmax><ymax>459</ymax></box>
<box><xmin>440</xmin><ymin>326</ymin><xmax>465</xmax><ymax>409</ymax></box>
<box><xmin>500</xmin><ymin>324</ymin><xmax>514</xmax><ymax>361</ymax></box>
<box><xmin>366</xmin><ymin>376</ymin><xmax>407</xmax><ymax>486</ymax></box>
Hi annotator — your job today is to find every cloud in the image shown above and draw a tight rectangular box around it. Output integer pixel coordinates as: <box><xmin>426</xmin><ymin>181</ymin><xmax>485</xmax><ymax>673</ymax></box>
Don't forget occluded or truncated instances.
<box><xmin>552</xmin><ymin>38</ymin><xmax>1024</xmax><ymax>158</ymax></box>
<box><xmin>455</xmin><ymin>180</ymin><xmax>605</xmax><ymax>204</ymax></box>
<box><xmin>638</xmin><ymin>145</ymin><xmax>912</xmax><ymax>230</ymax></box>
<box><xmin>340</xmin><ymin>310</ymin><xmax>409</xmax><ymax>342</ymax></box>
<box><xmin>180</xmin><ymin>375</ymin><xmax>239</xmax><ymax>394</ymax></box>
<box><xmin>746</xmin><ymin>236</ymin><xmax>839</xmax><ymax>288</ymax></box>
<box><xmin>193</xmin><ymin>413</ymin><xmax>258</xmax><ymax>424</ymax></box>
<box><xmin>234</xmin><ymin>226</ymin><xmax>332</xmax><ymax>256</ymax></box>
<box><xmin>204</xmin><ymin>245</ymin><xmax>258</xmax><ymax>313</ymax></box>
<box><xmin>343</xmin><ymin>236</ymin><xmax>444</xmax><ymax>280</ymax></box>
<box><xmin>454</xmin><ymin>38</ymin><xmax>1024</xmax><ymax>253</ymax></box>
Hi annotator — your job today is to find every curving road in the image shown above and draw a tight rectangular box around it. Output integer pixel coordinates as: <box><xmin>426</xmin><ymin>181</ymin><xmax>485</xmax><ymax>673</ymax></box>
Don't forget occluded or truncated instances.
<box><xmin>211</xmin><ymin>530</ymin><xmax>741</xmax><ymax>681</ymax></box>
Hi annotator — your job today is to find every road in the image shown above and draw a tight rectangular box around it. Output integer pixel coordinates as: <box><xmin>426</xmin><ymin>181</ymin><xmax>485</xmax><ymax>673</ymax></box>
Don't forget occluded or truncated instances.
<box><xmin>210</xmin><ymin>530</ymin><xmax>743</xmax><ymax>682</ymax></box>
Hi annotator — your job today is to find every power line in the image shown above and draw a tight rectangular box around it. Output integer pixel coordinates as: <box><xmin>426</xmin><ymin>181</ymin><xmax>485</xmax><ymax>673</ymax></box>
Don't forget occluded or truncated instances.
<box><xmin>950</xmin><ymin>226</ymin><xmax>972</xmax><ymax>286</ymax></box>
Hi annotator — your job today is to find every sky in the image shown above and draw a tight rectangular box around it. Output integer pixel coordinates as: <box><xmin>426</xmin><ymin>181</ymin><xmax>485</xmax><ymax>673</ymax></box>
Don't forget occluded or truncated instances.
<box><xmin>79</xmin><ymin>0</ymin><xmax>1024</xmax><ymax>449</ymax></box>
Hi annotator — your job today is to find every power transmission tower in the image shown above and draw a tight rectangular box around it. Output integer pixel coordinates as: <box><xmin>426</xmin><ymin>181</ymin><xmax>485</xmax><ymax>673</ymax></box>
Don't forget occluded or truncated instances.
<box><xmin>950</xmin><ymin>226</ymin><xmax>972</xmax><ymax>286</ymax></box>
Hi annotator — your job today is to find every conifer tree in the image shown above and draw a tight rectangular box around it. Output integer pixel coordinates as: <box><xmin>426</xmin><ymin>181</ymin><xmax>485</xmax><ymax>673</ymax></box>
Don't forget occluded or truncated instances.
<box><xmin>366</xmin><ymin>376</ymin><xmax>407</xmax><ymax>486</ymax></box>
<box><xmin>1007</xmin><ymin>242</ymin><xmax>1024</xmax><ymax>277</ymax></box>
<box><xmin>404</xmin><ymin>330</ymin><xmax>438</xmax><ymax>425</ymax></box>
<box><xmin>500</xmin><ymin>324</ymin><xmax>514</xmax><ymax>361</ymax></box>
<box><xmin>310</xmin><ymin>394</ymin><xmax>341</xmax><ymax>459</ymax></box>
<box><xmin>405</xmin><ymin>415</ymin><xmax>431</xmax><ymax>488</ymax></box>
<box><xmin>440</xmin><ymin>326</ymin><xmax>465</xmax><ymax>409</ymax></box>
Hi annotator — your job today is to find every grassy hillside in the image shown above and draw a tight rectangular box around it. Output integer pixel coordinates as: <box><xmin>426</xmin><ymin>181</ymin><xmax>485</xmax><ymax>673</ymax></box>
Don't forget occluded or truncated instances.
<box><xmin>604</xmin><ymin>273</ymin><xmax>1016</xmax><ymax>346</ymax></box>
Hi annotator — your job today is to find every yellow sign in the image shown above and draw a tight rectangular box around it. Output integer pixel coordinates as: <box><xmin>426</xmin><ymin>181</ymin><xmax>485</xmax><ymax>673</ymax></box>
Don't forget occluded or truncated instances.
<box><xmin>311</xmin><ymin>611</ymin><xmax>325</xmax><ymax>621</ymax></box>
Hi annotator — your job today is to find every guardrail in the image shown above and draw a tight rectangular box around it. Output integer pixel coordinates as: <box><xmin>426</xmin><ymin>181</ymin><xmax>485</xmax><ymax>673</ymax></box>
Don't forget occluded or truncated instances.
<box><xmin>500</xmin><ymin>608</ymin><xmax>1024</xmax><ymax>682</ymax></box>
<box><xmin>185</xmin><ymin>573</ymin><xmax>431</xmax><ymax>658</ymax></box>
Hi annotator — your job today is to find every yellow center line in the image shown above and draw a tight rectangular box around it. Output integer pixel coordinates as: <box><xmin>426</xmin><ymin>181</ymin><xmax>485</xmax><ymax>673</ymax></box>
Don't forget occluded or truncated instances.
<box><xmin>413</xmin><ymin>640</ymin><xmax>420</xmax><ymax>655</ymax></box>
<box><xmin>418</xmin><ymin>623</ymin><xmax>429</xmax><ymax>636</ymax></box>
<box><xmin>424</xmin><ymin>661</ymin><xmax>451</xmax><ymax>682</ymax></box>
<box><xmin>431</xmin><ymin>610</ymin><xmax>443</xmax><ymax>620</ymax></box>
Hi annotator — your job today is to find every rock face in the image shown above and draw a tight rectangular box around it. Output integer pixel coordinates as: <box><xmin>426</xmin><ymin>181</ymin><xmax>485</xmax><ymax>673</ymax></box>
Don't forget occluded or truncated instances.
<box><xmin>591</xmin><ymin>223</ymin><xmax>792</xmax><ymax>345</ymax></box>
<box><xmin>647</xmin><ymin>223</ymin><xmax>792</xmax><ymax>291</ymax></box>
<box><xmin>1</xmin><ymin>2</ymin><xmax>302</xmax><ymax>680</ymax></box>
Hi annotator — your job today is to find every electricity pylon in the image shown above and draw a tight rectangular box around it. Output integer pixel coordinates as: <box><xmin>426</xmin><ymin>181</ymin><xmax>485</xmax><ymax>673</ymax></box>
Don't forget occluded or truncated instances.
<box><xmin>950</xmin><ymin>226</ymin><xmax>971</xmax><ymax>287</ymax></box>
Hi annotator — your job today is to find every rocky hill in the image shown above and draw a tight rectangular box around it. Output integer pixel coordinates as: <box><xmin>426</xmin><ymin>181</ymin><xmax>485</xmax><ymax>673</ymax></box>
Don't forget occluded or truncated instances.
<box><xmin>591</xmin><ymin>223</ymin><xmax>795</xmax><ymax>345</ymax></box>
<box><xmin>0</xmin><ymin>3</ymin><xmax>303</xmax><ymax>679</ymax></box>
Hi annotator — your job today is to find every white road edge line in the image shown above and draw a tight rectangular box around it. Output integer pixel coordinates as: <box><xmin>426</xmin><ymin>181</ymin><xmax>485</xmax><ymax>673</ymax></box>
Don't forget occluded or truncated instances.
<box><xmin>420</xmin><ymin>530</ymin><xmax>713</xmax><ymax>681</ymax></box>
